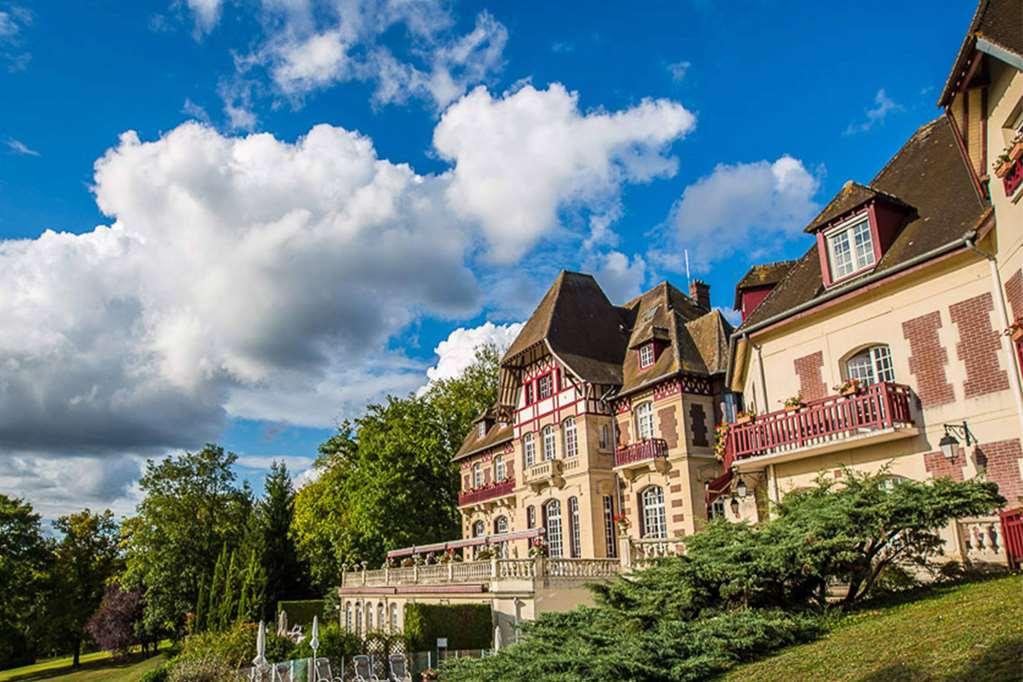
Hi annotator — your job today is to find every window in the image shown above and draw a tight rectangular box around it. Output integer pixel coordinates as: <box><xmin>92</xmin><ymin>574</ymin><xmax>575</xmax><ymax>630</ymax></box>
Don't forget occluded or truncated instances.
<box><xmin>523</xmin><ymin>432</ymin><xmax>536</xmax><ymax>468</ymax></box>
<box><xmin>377</xmin><ymin>603</ymin><xmax>385</xmax><ymax>632</ymax></box>
<box><xmin>389</xmin><ymin>603</ymin><xmax>398</xmax><ymax>632</ymax></box>
<box><xmin>640</xmin><ymin>486</ymin><xmax>667</xmax><ymax>539</ymax></box>
<box><xmin>827</xmin><ymin>216</ymin><xmax>875</xmax><ymax>280</ymax></box>
<box><xmin>602</xmin><ymin>495</ymin><xmax>617</xmax><ymax>558</ymax></box>
<box><xmin>544</xmin><ymin>500</ymin><xmax>563</xmax><ymax>558</ymax></box>
<box><xmin>563</xmin><ymin>417</ymin><xmax>578</xmax><ymax>458</ymax></box>
<box><xmin>494</xmin><ymin>455</ymin><xmax>506</xmax><ymax>482</ymax></box>
<box><xmin>709</xmin><ymin>497</ymin><xmax>726</xmax><ymax>520</ymax></box>
<box><xmin>494</xmin><ymin>515</ymin><xmax>510</xmax><ymax>558</ymax></box>
<box><xmin>542</xmin><ymin>425</ymin><xmax>557</xmax><ymax>461</ymax></box>
<box><xmin>845</xmin><ymin>345</ymin><xmax>895</xmax><ymax>386</ymax></box>
<box><xmin>526</xmin><ymin>505</ymin><xmax>536</xmax><ymax>529</ymax></box>
<box><xmin>472</xmin><ymin>520</ymin><xmax>485</xmax><ymax>537</ymax></box>
<box><xmin>345</xmin><ymin>603</ymin><xmax>353</xmax><ymax>632</ymax></box>
<box><xmin>525</xmin><ymin>383</ymin><xmax>534</xmax><ymax>405</ymax></box>
<box><xmin>568</xmin><ymin>497</ymin><xmax>581</xmax><ymax>558</ymax></box>
<box><xmin>639</xmin><ymin>343</ymin><xmax>655</xmax><ymax>368</ymax></box>
<box><xmin>599</xmin><ymin>424</ymin><xmax>611</xmax><ymax>450</ymax></box>
<box><xmin>354</xmin><ymin>603</ymin><xmax>362</xmax><ymax>635</ymax></box>
<box><xmin>472</xmin><ymin>462</ymin><xmax>483</xmax><ymax>488</ymax></box>
<box><xmin>537</xmin><ymin>373</ymin><xmax>554</xmax><ymax>399</ymax></box>
<box><xmin>366</xmin><ymin>602</ymin><xmax>373</xmax><ymax>632</ymax></box>
<box><xmin>635</xmin><ymin>401</ymin><xmax>654</xmax><ymax>440</ymax></box>
<box><xmin>477</xmin><ymin>421</ymin><xmax>487</xmax><ymax>439</ymax></box>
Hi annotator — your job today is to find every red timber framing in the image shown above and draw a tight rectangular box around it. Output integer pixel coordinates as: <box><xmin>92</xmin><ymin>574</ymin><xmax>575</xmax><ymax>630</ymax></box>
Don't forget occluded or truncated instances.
<box><xmin>612</xmin><ymin>374</ymin><xmax>714</xmax><ymax>415</ymax></box>
<box><xmin>725</xmin><ymin>381</ymin><xmax>915</xmax><ymax>462</ymax></box>
<box><xmin>512</xmin><ymin>356</ymin><xmax>610</xmax><ymax>438</ymax></box>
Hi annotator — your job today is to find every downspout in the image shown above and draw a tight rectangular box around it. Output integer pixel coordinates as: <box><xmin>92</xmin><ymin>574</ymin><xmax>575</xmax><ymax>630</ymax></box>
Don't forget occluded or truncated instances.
<box><xmin>965</xmin><ymin>237</ymin><xmax>1023</xmax><ymax>439</ymax></box>
<box><xmin>600</xmin><ymin>386</ymin><xmax>625</xmax><ymax>549</ymax></box>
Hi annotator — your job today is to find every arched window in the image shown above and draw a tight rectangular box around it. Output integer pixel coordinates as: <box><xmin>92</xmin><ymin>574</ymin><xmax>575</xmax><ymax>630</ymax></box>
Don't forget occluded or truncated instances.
<box><xmin>389</xmin><ymin>603</ymin><xmax>398</xmax><ymax>632</ymax></box>
<box><xmin>377</xmin><ymin>603</ymin><xmax>385</xmax><ymax>632</ymax></box>
<box><xmin>544</xmin><ymin>500</ymin><xmax>563</xmax><ymax>558</ymax></box>
<box><xmin>602</xmin><ymin>496</ymin><xmax>617</xmax><ymax>558</ymax></box>
<box><xmin>354</xmin><ymin>603</ymin><xmax>362</xmax><ymax>635</ymax></box>
<box><xmin>563</xmin><ymin>417</ymin><xmax>578</xmax><ymax>458</ymax></box>
<box><xmin>542</xmin><ymin>425</ymin><xmax>557</xmax><ymax>461</ymax></box>
<box><xmin>366</xmin><ymin>602</ymin><xmax>373</xmax><ymax>632</ymax></box>
<box><xmin>640</xmin><ymin>486</ymin><xmax>667</xmax><ymax>539</ymax></box>
<box><xmin>635</xmin><ymin>402</ymin><xmax>654</xmax><ymax>440</ymax></box>
<box><xmin>568</xmin><ymin>497</ymin><xmax>581</xmax><ymax>558</ymax></box>
<box><xmin>345</xmin><ymin>602</ymin><xmax>353</xmax><ymax>632</ymax></box>
<box><xmin>494</xmin><ymin>515</ymin><xmax>510</xmax><ymax>558</ymax></box>
<box><xmin>472</xmin><ymin>520</ymin><xmax>485</xmax><ymax>537</ymax></box>
<box><xmin>526</xmin><ymin>505</ymin><xmax>536</xmax><ymax>528</ymax></box>
<box><xmin>494</xmin><ymin>455</ymin><xmax>506</xmax><ymax>482</ymax></box>
<box><xmin>523</xmin><ymin>432</ymin><xmax>536</xmax><ymax>468</ymax></box>
<box><xmin>472</xmin><ymin>462</ymin><xmax>483</xmax><ymax>488</ymax></box>
<box><xmin>845</xmin><ymin>344</ymin><xmax>895</xmax><ymax>386</ymax></box>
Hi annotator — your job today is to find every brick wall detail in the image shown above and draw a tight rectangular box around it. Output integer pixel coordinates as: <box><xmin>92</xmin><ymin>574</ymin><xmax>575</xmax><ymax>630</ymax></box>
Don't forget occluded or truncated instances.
<box><xmin>977</xmin><ymin>439</ymin><xmax>1023</xmax><ymax>506</ymax></box>
<box><xmin>949</xmin><ymin>292</ymin><xmax>1010</xmax><ymax>398</ymax></box>
<box><xmin>688</xmin><ymin>403</ymin><xmax>708</xmax><ymax>447</ymax></box>
<box><xmin>923</xmin><ymin>447</ymin><xmax>965</xmax><ymax>481</ymax></box>
<box><xmin>793</xmin><ymin>351</ymin><xmax>827</xmax><ymax>402</ymax></box>
<box><xmin>902</xmin><ymin>311</ymin><xmax>955</xmax><ymax>407</ymax></box>
<box><xmin>658</xmin><ymin>406</ymin><xmax>679</xmax><ymax>449</ymax></box>
<box><xmin>1005</xmin><ymin>269</ymin><xmax>1023</xmax><ymax>321</ymax></box>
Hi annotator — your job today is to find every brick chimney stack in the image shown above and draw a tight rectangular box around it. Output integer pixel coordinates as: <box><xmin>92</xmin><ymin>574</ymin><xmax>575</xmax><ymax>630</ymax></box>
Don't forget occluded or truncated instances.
<box><xmin>690</xmin><ymin>279</ymin><xmax>711</xmax><ymax>310</ymax></box>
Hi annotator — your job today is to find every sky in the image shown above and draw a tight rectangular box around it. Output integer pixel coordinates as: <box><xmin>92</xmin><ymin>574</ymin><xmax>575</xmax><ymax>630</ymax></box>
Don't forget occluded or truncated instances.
<box><xmin>0</xmin><ymin>0</ymin><xmax>975</xmax><ymax>520</ymax></box>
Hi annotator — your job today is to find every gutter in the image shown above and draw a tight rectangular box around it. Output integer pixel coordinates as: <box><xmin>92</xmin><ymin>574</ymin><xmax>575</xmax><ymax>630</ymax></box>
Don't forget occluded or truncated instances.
<box><xmin>727</xmin><ymin>230</ymin><xmax>981</xmax><ymax>390</ymax></box>
<box><xmin>977</xmin><ymin>37</ymin><xmax>1023</xmax><ymax>72</ymax></box>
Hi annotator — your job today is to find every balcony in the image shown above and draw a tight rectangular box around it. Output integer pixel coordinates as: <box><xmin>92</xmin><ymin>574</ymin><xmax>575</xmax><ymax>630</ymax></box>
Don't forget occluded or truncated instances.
<box><xmin>524</xmin><ymin>459</ymin><xmax>564</xmax><ymax>491</ymax></box>
<box><xmin>458</xmin><ymin>477</ymin><xmax>515</xmax><ymax>508</ymax></box>
<box><xmin>1002</xmin><ymin>157</ymin><xmax>1023</xmax><ymax>198</ymax></box>
<box><xmin>614</xmin><ymin>438</ymin><xmax>669</xmax><ymax>480</ymax></box>
<box><xmin>725</xmin><ymin>381</ymin><xmax>917</xmax><ymax>471</ymax></box>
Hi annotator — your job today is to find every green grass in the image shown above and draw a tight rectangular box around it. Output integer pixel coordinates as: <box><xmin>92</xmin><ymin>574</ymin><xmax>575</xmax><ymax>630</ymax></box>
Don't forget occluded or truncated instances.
<box><xmin>723</xmin><ymin>574</ymin><xmax>1023</xmax><ymax>682</ymax></box>
<box><xmin>0</xmin><ymin>644</ymin><xmax>170</xmax><ymax>682</ymax></box>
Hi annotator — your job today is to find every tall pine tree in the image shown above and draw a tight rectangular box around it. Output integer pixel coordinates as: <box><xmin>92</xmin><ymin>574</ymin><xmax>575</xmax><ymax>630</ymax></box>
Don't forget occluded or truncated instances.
<box><xmin>207</xmin><ymin>545</ymin><xmax>227</xmax><ymax>631</ymax></box>
<box><xmin>258</xmin><ymin>462</ymin><xmax>311</xmax><ymax>620</ymax></box>
<box><xmin>219</xmin><ymin>550</ymin><xmax>238</xmax><ymax>629</ymax></box>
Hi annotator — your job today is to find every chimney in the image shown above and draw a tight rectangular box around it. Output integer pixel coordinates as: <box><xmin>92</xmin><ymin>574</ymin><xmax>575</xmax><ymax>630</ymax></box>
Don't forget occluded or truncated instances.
<box><xmin>690</xmin><ymin>279</ymin><xmax>711</xmax><ymax>310</ymax></box>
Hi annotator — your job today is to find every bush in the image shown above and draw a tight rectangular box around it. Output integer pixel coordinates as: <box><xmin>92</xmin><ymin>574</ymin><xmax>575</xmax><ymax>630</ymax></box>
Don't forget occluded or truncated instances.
<box><xmin>403</xmin><ymin>604</ymin><xmax>492</xmax><ymax>652</ymax></box>
<box><xmin>177</xmin><ymin>622</ymin><xmax>294</xmax><ymax>670</ymax></box>
<box><xmin>292</xmin><ymin>621</ymin><xmax>361</xmax><ymax>671</ymax></box>
<box><xmin>167</xmin><ymin>656</ymin><xmax>236</xmax><ymax>682</ymax></box>
<box><xmin>277</xmin><ymin>600</ymin><xmax>325</xmax><ymax>628</ymax></box>
<box><xmin>139</xmin><ymin>659</ymin><xmax>173</xmax><ymax>682</ymax></box>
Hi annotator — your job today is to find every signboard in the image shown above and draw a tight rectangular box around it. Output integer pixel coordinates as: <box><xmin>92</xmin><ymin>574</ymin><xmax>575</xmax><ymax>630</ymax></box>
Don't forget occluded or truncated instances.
<box><xmin>437</xmin><ymin>638</ymin><xmax>448</xmax><ymax>648</ymax></box>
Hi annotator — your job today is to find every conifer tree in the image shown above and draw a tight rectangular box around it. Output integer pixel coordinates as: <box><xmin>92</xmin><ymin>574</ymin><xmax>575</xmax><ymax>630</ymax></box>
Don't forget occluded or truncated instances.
<box><xmin>207</xmin><ymin>545</ymin><xmax>227</xmax><ymax>631</ymax></box>
<box><xmin>194</xmin><ymin>574</ymin><xmax>207</xmax><ymax>633</ymax></box>
<box><xmin>219</xmin><ymin>550</ymin><xmax>238</xmax><ymax>629</ymax></box>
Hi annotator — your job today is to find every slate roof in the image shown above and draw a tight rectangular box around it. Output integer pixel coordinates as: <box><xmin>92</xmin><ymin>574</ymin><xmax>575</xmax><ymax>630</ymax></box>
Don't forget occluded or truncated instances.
<box><xmin>732</xmin><ymin>260</ymin><xmax>798</xmax><ymax>309</ymax></box>
<box><xmin>803</xmin><ymin>182</ymin><xmax>913</xmax><ymax>234</ymax></box>
<box><xmin>738</xmin><ymin>116</ymin><xmax>989</xmax><ymax>331</ymax></box>
<box><xmin>939</xmin><ymin>0</ymin><xmax>1023</xmax><ymax>106</ymax></box>
<box><xmin>452</xmin><ymin>421</ymin><xmax>513</xmax><ymax>462</ymax></box>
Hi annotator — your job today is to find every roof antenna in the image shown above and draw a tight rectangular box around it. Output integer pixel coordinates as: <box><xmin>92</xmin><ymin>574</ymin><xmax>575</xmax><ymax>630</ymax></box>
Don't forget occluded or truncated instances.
<box><xmin>684</xmin><ymin>249</ymin><xmax>691</xmax><ymax>288</ymax></box>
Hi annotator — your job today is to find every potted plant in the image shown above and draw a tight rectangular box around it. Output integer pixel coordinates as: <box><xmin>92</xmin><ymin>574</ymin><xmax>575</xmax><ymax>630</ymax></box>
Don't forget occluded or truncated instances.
<box><xmin>782</xmin><ymin>394</ymin><xmax>803</xmax><ymax>413</ymax></box>
<box><xmin>713</xmin><ymin>423</ymin><xmax>729</xmax><ymax>460</ymax></box>
<box><xmin>412</xmin><ymin>553</ymin><xmax>424</xmax><ymax>566</ymax></box>
<box><xmin>834</xmin><ymin>378</ymin><xmax>862</xmax><ymax>397</ymax></box>
<box><xmin>735</xmin><ymin>409</ymin><xmax>755</xmax><ymax>425</ymax></box>
<box><xmin>528</xmin><ymin>537</ymin><xmax>548</xmax><ymax>558</ymax></box>
<box><xmin>475</xmin><ymin>547</ymin><xmax>494</xmax><ymax>561</ymax></box>
<box><xmin>400</xmin><ymin>557</ymin><xmax>414</xmax><ymax>568</ymax></box>
<box><xmin>995</xmin><ymin>151</ymin><xmax>1014</xmax><ymax>178</ymax></box>
<box><xmin>421</xmin><ymin>668</ymin><xmax>439</xmax><ymax>681</ymax></box>
<box><xmin>613</xmin><ymin>512</ymin><xmax>630</xmax><ymax>532</ymax></box>
<box><xmin>1011</xmin><ymin>131</ymin><xmax>1023</xmax><ymax>162</ymax></box>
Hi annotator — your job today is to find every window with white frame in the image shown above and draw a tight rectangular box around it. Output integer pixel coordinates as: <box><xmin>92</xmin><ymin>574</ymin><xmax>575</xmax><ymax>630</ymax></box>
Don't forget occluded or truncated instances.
<box><xmin>709</xmin><ymin>497</ymin><xmax>726</xmax><ymax>520</ymax></box>
<box><xmin>537</xmin><ymin>373</ymin><xmax>554</xmax><ymax>399</ymax></box>
<box><xmin>599</xmin><ymin>423</ymin><xmax>611</xmax><ymax>450</ymax></box>
<box><xmin>563</xmin><ymin>417</ymin><xmax>578</xmax><ymax>457</ymax></box>
<box><xmin>568</xmin><ymin>497</ymin><xmax>581</xmax><ymax>558</ymax></box>
<box><xmin>542</xmin><ymin>425</ymin><xmax>557</xmax><ymax>461</ymax></box>
<box><xmin>523</xmin><ymin>432</ymin><xmax>536</xmax><ymax>468</ymax></box>
<box><xmin>639</xmin><ymin>343</ymin><xmax>656</xmax><ymax>368</ymax></box>
<box><xmin>635</xmin><ymin>401</ymin><xmax>654</xmax><ymax>440</ymax></box>
<box><xmin>377</xmin><ymin>603</ymin><xmax>385</xmax><ymax>632</ymax></box>
<box><xmin>640</xmin><ymin>486</ymin><xmax>667</xmax><ymax>539</ymax></box>
<box><xmin>472</xmin><ymin>520</ymin><xmax>485</xmax><ymax>537</ymax></box>
<box><xmin>389</xmin><ymin>603</ymin><xmax>398</xmax><ymax>632</ymax></box>
<box><xmin>602</xmin><ymin>495</ymin><xmax>617</xmax><ymax>558</ymax></box>
<box><xmin>494</xmin><ymin>515</ymin><xmax>510</xmax><ymax>558</ymax></box>
<box><xmin>477</xmin><ymin>421</ymin><xmax>487</xmax><ymax>439</ymax></box>
<box><xmin>472</xmin><ymin>462</ymin><xmax>483</xmax><ymax>488</ymax></box>
<box><xmin>544</xmin><ymin>500</ymin><xmax>563</xmax><ymax>558</ymax></box>
<box><xmin>524</xmin><ymin>383</ymin><xmax>534</xmax><ymax>404</ymax></box>
<box><xmin>826</xmin><ymin>216</ymin><xmax>875</xmax><ymax>280</ymax></box>
<box><xmin>845</xmin><ymin>344</ymin><xmax>895</xmax><ymax>385</ymax></box>
<box><xmin>366</xmin><ymin>603</ymin><xmax>373</xmax><ymax>631</ymax></box>
<box><xmin>354</xmin><ymin>603</ymin><xmax>362</xmax><ymax>635</ymax></box>
<box><xmin>526</xmin><ymin>505</ymin><xmax>536</xmax><ymax>528</ymax></box>
<box><xmin>345</xmin><ymin>603</ymin><xmax>353</xmax><ymax>632</ymax></box>
<box><xmin>494</xmin><ymin>455</ymin><xmax>506</xmax><ymax>482</ymax></box>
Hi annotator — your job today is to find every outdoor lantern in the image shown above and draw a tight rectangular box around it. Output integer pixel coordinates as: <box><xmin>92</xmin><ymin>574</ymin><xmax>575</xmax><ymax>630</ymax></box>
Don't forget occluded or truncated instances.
<box><xmin>735</xmin><ymin>477</ymin><xmax>748</xmax><ymax>499</ymax></box>
<box><xmin>940</xmin><ymin>421</ymin><xmax>975</xmax><ymax>461</ymax></box>
<box><xmin>729</xmin><ymin>496</ymin><xmax>740</xmax><ymax>516</ymax></box>
<box><xmin>939</xmin><ymin>433</ymin><xmax>959</xmax><ymax>461</ymax></box>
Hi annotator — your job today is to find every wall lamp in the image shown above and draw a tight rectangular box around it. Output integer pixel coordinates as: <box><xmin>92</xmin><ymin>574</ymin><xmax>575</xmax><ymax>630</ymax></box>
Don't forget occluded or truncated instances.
<box><xmin>939</xmin><ymin>421</ymin><xmax>975</xmax><ymax>461</ymax></box>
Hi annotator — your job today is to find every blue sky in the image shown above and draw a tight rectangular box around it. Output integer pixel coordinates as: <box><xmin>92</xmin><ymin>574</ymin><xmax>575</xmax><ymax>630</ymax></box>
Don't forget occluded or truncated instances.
<box><xmin>0</xmin><ymin>0</ymin><xmax>974</xmax><ymax>517</ymax></box>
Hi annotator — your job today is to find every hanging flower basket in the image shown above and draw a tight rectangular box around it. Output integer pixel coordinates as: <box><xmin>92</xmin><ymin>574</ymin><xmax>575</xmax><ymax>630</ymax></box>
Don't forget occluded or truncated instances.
<box><xmin>735</xmin><ymin>410</ymin><xmax>755</xmax><ymax>425</ymax></box>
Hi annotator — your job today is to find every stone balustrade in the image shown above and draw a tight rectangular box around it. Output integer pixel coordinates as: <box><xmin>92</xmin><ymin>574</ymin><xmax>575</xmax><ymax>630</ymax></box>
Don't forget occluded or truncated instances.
<box><xmin>958</xmin><ymin>517</ymin><xmax>1008</xmax><ymax>565</ymax></box>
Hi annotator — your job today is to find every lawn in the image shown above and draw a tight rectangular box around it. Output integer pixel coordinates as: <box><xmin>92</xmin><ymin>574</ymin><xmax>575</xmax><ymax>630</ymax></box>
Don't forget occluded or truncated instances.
<box><xmin>0</xmin><ymin>648</ymin><xmax>168</xmax><ymax>682</ymax></box>
<box><xmin>723</xmin><ymin>574</ymin><xmax>1023</xmax><ymax>682</ymax></box>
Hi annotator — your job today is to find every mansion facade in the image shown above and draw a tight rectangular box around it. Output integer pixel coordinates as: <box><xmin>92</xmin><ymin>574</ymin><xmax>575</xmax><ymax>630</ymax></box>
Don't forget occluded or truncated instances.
<box><xmin>339</xmin><ymin>0</ymin><xmax>1023</xmax><ymax>644</ymax></box>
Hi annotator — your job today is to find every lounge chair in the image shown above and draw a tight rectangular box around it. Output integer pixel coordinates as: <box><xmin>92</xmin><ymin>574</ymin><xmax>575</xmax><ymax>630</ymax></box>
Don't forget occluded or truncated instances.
<box><xmin>352</xmin><ymin>655</ymin><xmax>381</xmax><ymax>682</ymax></box>
<box><xmin>387</xmin><ymin>654</ymin><xmax>412</xmax><ymax>682</ymax></box>
<box><xmin>313</xmin><ymin>657</ymin><xmax>344</xmax><ymax>682</ymax></box>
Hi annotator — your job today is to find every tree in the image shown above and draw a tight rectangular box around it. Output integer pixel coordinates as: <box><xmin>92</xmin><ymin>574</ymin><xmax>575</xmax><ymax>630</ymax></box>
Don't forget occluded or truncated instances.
<box><xmin>423</xmin><ymin>344</ymin><xmax>501</xmax><ymax>454</ymax></box>
<box><xmin>255</xmin><ymin>461</ymin><xmax>309</xmax><ymax>620</ymax></box>
<box><xmin>50</xmin><ymin>509</ymin><xmax>120</xmax><ymax>667</ymax></box>
<box><xmin>0</xmin><ymin>495</ymin><xmax>51</xmax><ymax>669</ymax></box>
<box><xmin>122</xmin><ymin>445</ymin><xmax>252</xmax><ymax>639</ymax></box>
<box><xmin>86</xmin><ymin>584</ymin><xmax>143</xmax><ymax>656</ymax></box>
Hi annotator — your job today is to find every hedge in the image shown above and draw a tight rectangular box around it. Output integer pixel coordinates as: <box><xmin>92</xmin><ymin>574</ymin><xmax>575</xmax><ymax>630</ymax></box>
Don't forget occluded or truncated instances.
<box><xmin>403</xmin><ymin>604</ymin><xmax>492</xmax><ymax>652</ymax></box>
<box><xmin>277</xmin><ymin>599</ymin><xmax>326</xmax><ymax>628</ymax></box>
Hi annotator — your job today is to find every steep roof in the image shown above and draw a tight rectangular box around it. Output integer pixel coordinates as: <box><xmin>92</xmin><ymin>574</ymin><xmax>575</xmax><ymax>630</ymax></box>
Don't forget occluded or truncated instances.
<box><xmin>803</xmin><ymin>182</ymin><xmax>912</xmax><ymax>234</ymax></box>
<box><xmin>452</xmin><ymin>419</ymin><xmax>513</xmax><ymax>462</ymax></box>
<box><xmin>739</xmin><ymin>116</ymin><xmax>988</xmax><ymax>331</ymax></box>
<box><xmin>733</xmin><ymin>259</ymin><xmax>797</xmax><ymax>309</ymax></box>
<box><xmin>939</xmin><ymin>0</ymin><xmax>1023</xmax><ymax>106</ymax></box>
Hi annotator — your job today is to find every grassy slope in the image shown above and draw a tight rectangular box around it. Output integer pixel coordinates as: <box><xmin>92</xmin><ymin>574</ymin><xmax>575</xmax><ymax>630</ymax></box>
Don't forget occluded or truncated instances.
<box><xmin>0</xmin><ymin>649</ymin><xmax>168</xmax><ymax>682</ymax></box>
<box><xmin>723</xmin><ymin>575</ymin><xmax>1023</xmax><ymax>682</ymax></box>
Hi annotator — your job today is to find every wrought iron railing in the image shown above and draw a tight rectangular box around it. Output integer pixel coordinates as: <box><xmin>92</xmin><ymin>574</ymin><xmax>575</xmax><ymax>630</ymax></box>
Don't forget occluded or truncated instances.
<box><xmin>614</xmin><ymin>438</ymin><xmax>668</xmax><ymax>467</ymax></box>
<box><xmin>458</xmin><ymin>477</ymin><xmax>515</xmax><ymax>506</ymax></box>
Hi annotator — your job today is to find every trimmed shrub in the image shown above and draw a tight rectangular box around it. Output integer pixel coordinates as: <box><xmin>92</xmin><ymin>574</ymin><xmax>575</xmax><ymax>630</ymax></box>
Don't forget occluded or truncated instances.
<box><xmin>292</xmin><ymin>621</ymin><xmax>361</xmax><ymax>671</ymax></box>
<box><xmin>177</xmin><ymin>621</ymin><xmax>294</xmax><ymax>670</ymax></box>
<box><xmin>167</xmin><ymin>656</ymin><xmax>236</xmax><ymax>682</ymax></box>
<box><xmin>277</xmin><ymin>600</ymin><xmax>325</xmax><ymax>628</ymax></box>
<box><xmin>403</xmin><ymin>604</ymin><xmax>492</xmax><ymax>652</ymax></box>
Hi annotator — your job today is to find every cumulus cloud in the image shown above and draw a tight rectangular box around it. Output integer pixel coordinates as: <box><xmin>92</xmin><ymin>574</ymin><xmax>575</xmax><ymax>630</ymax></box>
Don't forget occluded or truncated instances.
<box><xmin>592</xmin><ymin>251</ymin><xmax>647</xmax><ymax>302</ymax></box>
<box><xmin>271</xmin><ymin>29</ymin><xmax>350</xmax><ymax>95</ymax></box>
<box><xmin>435</xmin><ymin>83</ymin><xmax>696</xmax><ymax>263</ymax></box>
<box><xmin>424</xmin><ymin>321</ymin><xmax>523</xmax><ymax>385</ymax></box>
<box><xmin>666</xmin><ymin>155</ymin><xmax>820</xmax><ymax>269</ymax></box>
<box><xmin>843</xmin><ymin>88</ymin><xmax>903</xmax><ymax>136</ymax></box>
<box><xmin>0</xmin><ymin>453</ymin><xmax>144</xmax><ymax>519</ymax></box>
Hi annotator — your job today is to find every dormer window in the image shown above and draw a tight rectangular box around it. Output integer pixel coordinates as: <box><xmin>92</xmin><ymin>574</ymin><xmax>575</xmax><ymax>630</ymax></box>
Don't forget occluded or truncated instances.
<box><xmin>477</xmin><ymin>421</ymin><xmax>487</xmax><ymax>439</ymax></box>
<box><xmin>826</xmin><ymin>215</ymin><xmax>875</xmax><ymax>280</ymax></box>
<box><xmin>639</xmin><ymin>343</ymin><xmax>656</xmax><ymax>368</ymax></box>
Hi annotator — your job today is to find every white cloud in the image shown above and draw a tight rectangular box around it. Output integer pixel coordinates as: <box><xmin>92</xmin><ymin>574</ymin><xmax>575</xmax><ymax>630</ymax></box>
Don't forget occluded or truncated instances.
<box><xmin>271</xmin><ymin>29</ymin><xmax>350</xmax><ymax>94</ymax></box>
<box><xmin>667</xmin><ymin>60</ymin><xmax>690</xmax><ymax>82</ymax></box>
<box><xmin>843</xmin><ymin>88</ymin><xmax>903</xmax><ymax>135</ymax></box>
<box><xmin>181</xmin><ymin>98</ymin><xmax>211</xmax><ymax>123</ymax></box>
<box><xmin>424</xmin><ymin>321</ymin><xmax>523</xmax><ymax>385</ymax></box>
<box><xmin>185</xmin><ymin>0</ymin><xmax>223</xmax><ymax>36</ymax></box>
<box><xmin>6</xmin><ymin>137</ymin><xmax>38</xmax><ymax>156</ymax></box>
<box><xmin>0</xmin><ymin>4</ymin><xmax>31</xmax><ymax>72</ymax></box>
<box><xmin>435</xmin><ymin>83</ymin><xmax>695</xmax><ymax>263</ymax></box>
<box><xmin>667</xmin><ymin>155</ymin><xmax>820</xmax><ymax>269</ymax></box>
<box><xmin>592</xmin><ymin>251</ymin><xmax>647</xmax><ymax>302</ymax></box>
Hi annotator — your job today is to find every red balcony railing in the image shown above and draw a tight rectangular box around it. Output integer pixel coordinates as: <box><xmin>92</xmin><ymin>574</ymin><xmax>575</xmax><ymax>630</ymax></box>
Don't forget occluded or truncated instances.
<box><xmin>1003</xmin><ymin>157</ymin><xmax>1023</xmax><ymax>198</ymax></box>
<box><xmin>458</xmin><ymin>477</ymin><xmax>515</xmax><ymax>506</ymax></box>
<box><xmin>615</xmin><ymin>438</ymin><xmax>668</xmax><ymax>467</ymax></box>
<box><xmin>725</xmin><ymin>381</ymin><xmax>914</xmax><ymax>465</ymax></box>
